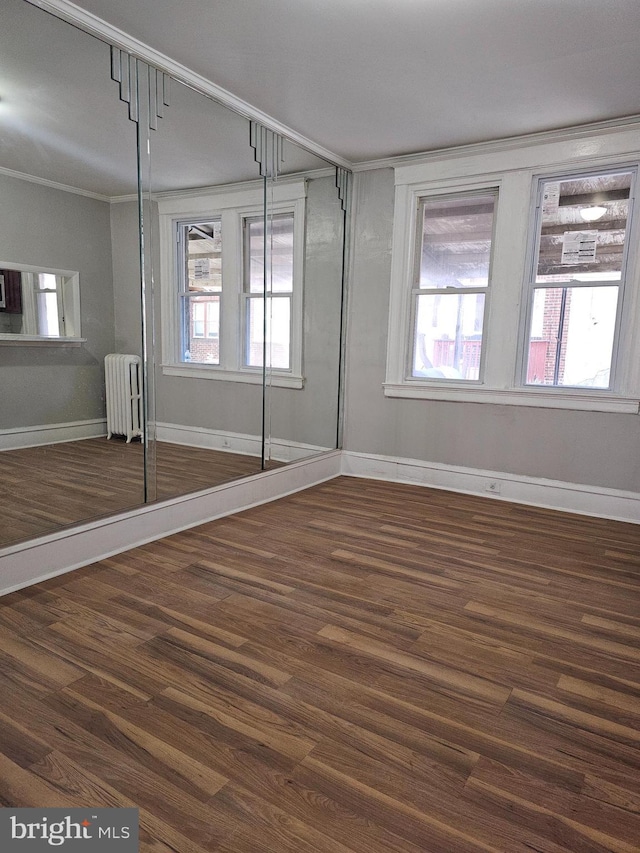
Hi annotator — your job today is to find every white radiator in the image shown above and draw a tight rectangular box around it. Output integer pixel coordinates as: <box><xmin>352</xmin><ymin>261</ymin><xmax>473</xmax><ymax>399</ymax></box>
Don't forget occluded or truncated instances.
<box><xmin>104</xmin><ymin>354</ymin><xmax>143</xmax><ymax>443</ymax></box>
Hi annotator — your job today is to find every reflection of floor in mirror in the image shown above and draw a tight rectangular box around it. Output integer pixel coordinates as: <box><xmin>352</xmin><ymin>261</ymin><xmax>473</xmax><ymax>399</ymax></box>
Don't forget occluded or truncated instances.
<box><xmin>0</xmin><ymin>437</ymin><xmax>281</xmax><ymax>548</ymax></box>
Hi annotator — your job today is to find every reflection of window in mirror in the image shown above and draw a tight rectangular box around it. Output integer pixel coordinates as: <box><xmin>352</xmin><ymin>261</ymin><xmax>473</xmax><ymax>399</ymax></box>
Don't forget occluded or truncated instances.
<box><xmin>0</xmin><ymin>265</ymin><xmax>82</xmax><ymax>342</ymax></box>
<box><xmin>243</xmin><ymin>213</ymin><xmax>294</xmax><ymax>371</ymax></box>
<box><xmin>159</xmin><ymin>181</ymin><xmax>306</xmax><ymax>388</ymax></box>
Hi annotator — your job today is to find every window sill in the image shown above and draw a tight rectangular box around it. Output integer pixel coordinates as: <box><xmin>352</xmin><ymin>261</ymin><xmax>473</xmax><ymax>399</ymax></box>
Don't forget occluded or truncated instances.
<box><xmin>162</xmin><ymin>364</ymin><xmax>305</xmax><ymax>389</ymax></box>
<box><xmin>382</xmin><ymin>382</ymin><xmax>640</xmax><ymax>413</ymax></box>
<box><xmin>0</xmin><ymin>335</ymin><xmax>86</xmax><ymax>347</ymax></box>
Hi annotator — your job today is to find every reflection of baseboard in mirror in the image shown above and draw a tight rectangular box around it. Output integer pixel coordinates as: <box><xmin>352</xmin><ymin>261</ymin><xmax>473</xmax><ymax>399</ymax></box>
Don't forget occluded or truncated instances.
<box><xmin>157</xmin><ymin>422</ymin><xmax>329</xmax><ymax>463</ymax></box>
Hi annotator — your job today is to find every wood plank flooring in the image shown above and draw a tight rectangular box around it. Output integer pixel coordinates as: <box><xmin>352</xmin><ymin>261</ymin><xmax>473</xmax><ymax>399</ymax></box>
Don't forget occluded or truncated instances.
<box><xmin>0</xmin><ymin>476</ymin><xmax>638</xmax><ymax>851</ymax></box>
<box><xmin>0</xmin><ymin>438</ymin><xmax>272</xmax><ymax>547</ymax></box>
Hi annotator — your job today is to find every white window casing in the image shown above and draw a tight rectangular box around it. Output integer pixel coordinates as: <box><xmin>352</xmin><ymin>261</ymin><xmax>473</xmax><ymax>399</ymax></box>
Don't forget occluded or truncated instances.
<box><xmin>384</xmin><ymin>126</ymin><xmax>640</xmax><ymax>413</ymax></box>
<box><xmin>158</xmin><ymin>179</ymin><xmax>307</xmax><ymax>388</ymax></box>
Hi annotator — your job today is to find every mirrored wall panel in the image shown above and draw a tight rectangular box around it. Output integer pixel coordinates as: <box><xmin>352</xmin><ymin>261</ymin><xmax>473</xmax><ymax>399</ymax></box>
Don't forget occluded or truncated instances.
<box><xmin>0</xmin><ymin>0</ymin><xmax>143</xmax><ymax>547</ymax></box>
<box><xmin>264</xmin><ymin>141</ymin><xmax>347</xmax><ymax>465</ymax></box>
<box><xmin>0</xmin><ymin>0</ymin><xmax>350</xmax><ymax>552</ymax></box>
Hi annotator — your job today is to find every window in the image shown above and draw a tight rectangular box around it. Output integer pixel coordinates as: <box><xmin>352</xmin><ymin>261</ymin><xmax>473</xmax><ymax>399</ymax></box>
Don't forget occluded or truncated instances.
<box><xmin>0</xmin><ymin>265</ymin><xmax>81</xmax><ymax>343</ymax></box>
<box><xmin>385</xmin><ymin>131</ymin><xmax>640</xmax><ymax>413</ymax></box>
<box><xmin>159</xmin><ymin>181</ymin><xmax>306</xmax><ymax>388</ymax></box>
<box><xmin>178</xmin><ymin>220</ymin><xmax>222</xmax><ymax>364</ymax></box>
<box><xmin>522</xmin><ymin>169</ymin><xmax>634</xmax><ymax>390</ymax></box>
<box><xmin>411</xmin><ymin>192</ymin><xmax>496</xmax><ymax>381</ymax></box>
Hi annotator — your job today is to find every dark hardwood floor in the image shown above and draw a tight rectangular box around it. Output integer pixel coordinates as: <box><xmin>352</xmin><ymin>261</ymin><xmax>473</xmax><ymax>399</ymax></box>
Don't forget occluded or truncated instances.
<box><xmin>0</xmin><ymin>476</ymin><xmax>638</xmax><ymax>851</ymax></box>
<box><xmin>0</xmin><ymin>438</ymin><xmax>270</xmax><ymax>547</ymax></box>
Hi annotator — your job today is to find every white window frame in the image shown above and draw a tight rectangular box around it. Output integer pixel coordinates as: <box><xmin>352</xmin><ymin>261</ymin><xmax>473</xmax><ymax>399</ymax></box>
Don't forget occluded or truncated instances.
<box><xmin>516</xmin><ymin>165</ymin><xmax>637</xmax><ymax>393</ymax></box>
<box><xmin>242</xmin><ymin>211</ymin><xmax>296</xmax><ymax>372</ymax></box>
<box><xmin>407</xmin><ymin>188</ymin><xmax>499</xmax><ymax>385</ymax></box>
<box><xmin>158</xmin><ymin>179</ymin><xmax>306</xmax><ymax>389</ymax></box>
<box><xmin>385</xmin><ymin>132</ymin><xmax>640</xmax><ymax>414</ymax></box>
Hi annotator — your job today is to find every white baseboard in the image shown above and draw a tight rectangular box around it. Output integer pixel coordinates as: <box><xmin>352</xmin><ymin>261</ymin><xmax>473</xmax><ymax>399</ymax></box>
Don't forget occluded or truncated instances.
<box><xmin>0</xmin><ymin>450</ymin><xmax>342</xmax><ymax>597</ymax></box>
<box><xmin>156</xmin><ymin>421</ymin><xmax>329</xmax><ymax>463</ymax></box>
<box><xmin>341</xmin><ymin>451</ymin><xmax>640</xmax><ymax>524</ymax></box>
<box><xmin>0</xmin><ymin>419</ymin><xmax>107</xmax><ymax>451</ymax></box>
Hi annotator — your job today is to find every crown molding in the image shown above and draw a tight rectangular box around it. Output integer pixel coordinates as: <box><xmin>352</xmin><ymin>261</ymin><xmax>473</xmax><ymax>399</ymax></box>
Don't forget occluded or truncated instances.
<box><xmin>25</xmin><ymin>0</ymin><xmax>352</xmax><ymax>172</ymax></box>
<box><xmin>352</xmin><ymin>114</ymin><xmax>640</xmax><ymax>173</ymax></box>
<box><xmin>0</xmin><ymin>164</ymin><xmax>111</xmax><ymax>202</ymax></box>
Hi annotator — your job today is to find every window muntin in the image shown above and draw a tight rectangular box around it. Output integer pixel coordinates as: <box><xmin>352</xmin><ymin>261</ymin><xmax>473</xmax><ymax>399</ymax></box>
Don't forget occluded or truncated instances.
<box><xmin>523</xmin><ymin>169</ymin><xmax>635</xmax><ymax>390</ymax></box>
<box><xmin>410</xmin><ymin>192</ymin><xmax>496</xmax><ymax>381</ymax></box>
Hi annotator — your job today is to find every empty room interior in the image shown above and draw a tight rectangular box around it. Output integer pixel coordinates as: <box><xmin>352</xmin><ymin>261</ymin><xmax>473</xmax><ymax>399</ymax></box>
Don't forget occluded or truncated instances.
<box><xmin>0</xmin><ymin>0</ymin><xmax>639</xmax><ymax>850</ymax></box>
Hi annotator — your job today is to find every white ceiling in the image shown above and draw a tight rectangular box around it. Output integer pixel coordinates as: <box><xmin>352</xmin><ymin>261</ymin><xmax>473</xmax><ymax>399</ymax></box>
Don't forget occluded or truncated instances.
<box><xmin>3</xmin><ymin>0</ymin><xmax>640</xmax><ymax>197</ymax></box>
<box><xmin>58</xmin><ymin>0</ymin><xmax>640</xmax><ymax>162</ymax></box>
<box><xmin>0</xmin><ymin>0</ymin><xmax>330</xmax><ymax>196</ymax></box>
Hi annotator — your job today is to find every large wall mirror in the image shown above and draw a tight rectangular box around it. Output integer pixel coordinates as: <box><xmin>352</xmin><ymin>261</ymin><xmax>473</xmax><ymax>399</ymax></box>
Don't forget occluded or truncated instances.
<box><xmin>0</xmin><ymin>0</ymin><xmax>350</xmax><ymax>551</ymax></box>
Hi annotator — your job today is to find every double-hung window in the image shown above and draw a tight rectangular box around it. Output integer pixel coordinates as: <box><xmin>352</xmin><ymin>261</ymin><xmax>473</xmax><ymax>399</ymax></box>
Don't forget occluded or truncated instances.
<box><xmin>386</xmin><ymin>132</ymin><xmax>640</xmax><ymax>412</ymax></box>
<box><xmin>522</xmin><ymin>168</ymin><xmax>635</xmax><ymax>390</ymax></box>
<box><xmin>159</xmin><ymin>180</ymin><xmax>306</xmax><ymax>388</ymax></box>
<box><xmin>411</xmin><ymin>192</ymin><xmax>496</xmax><ymax>382</ymax></box>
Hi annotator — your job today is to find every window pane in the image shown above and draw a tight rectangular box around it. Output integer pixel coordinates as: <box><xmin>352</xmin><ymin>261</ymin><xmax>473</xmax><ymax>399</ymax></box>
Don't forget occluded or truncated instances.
<box><xmin>268</xmin><ymin>296</ymin><xmax>291</xmax><ymax>369</ymax></box>
<box><xmin>525</xmin><ymin>286</ymin><xmax>618</xmax><ymax>388</ymax></box>
<box><xmin>185</xmin><ymin>221</ymin><xmax>222</xmax><ymax>293</ymax></box>
<box><xmin>270</xmin><ymin>214</ymin><xmax>294</xmax><ymax>293</ymax></box>
<box><xmin>37</xmin><ymin>291</ymin><xmax>60</xmax><ymax>336</ymax></box>
<box><xmin>246</xmin><ymin>295</ymin><xmax>291</xmax><ymax>369</ymax></box>
<box><xmin>38</xmin><ymin>273</ymin><xmax>58</xmax><ymax>291</ymax></box>
<box><xmin>246</xmin><ymin>214</ymin><xmax>294</xmax><ymax>294</ymax></box>
<box><xmin>413</xmin><ymin>293</ymin><xmax>484</xmax><ymax>380</ymax></box>
<box><xmin>246</xmin><ymin>218</ymin><xmax>264</xmax><ymax>294</ymax></box>
<box><xmin>418</xmin><ymin>194</ymin><xmax>496</xmax><ymax>289</ymax></box>
<box><xmin>181</xmin><ymin>295</ymin><xmax>220</xmax><ymax>364</ymax></box>
<box><xmin>536</xmin><ymin>172</ymin><xmax>632</xmax><ymax>283</ymax></box>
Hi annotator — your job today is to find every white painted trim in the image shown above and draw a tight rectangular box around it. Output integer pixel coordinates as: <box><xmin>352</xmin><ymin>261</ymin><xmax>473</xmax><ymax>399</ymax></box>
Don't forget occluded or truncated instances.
<box><xmin>161</xmin><ymin>365</ymin><xmax>304</xmax><ymax>389</ymax></box>
<box><xmin>0</xmin><ymin>450</ymin><xmax>342</xmax><ymax>596</ymax></box>
<box><xmin>156</xmin><ymin>422</ymin><xmax>328</xmax><ymax>463</ymax></box>
<box><xmin>0</xmin><ymin>419</ymin><xmax>106</xmax><ymax>452</ymax></box>
<box><xmin>353</xmin><ymin>116</ymin><xmax>640</xmax><ymax>173</ymax></box>
<box><xmin>382</xmin><ymin>383</ymin><xmax>640</xmax><ymax>413</ymax></box>
<box><xmin>25</xmin><ymin>0</ymin><xmax>351</xmax><ymax>171</ymax></box>
<box><xmin>341</xmin><ymin>451</ymin><xmax>640</xmax><ymax>524</ymax></box>
<box><xmin>0</xmin><ymin>164</ymin><xmax>111</xmax><ymax>202</ymax></box>
<box><xmin>0</xmin><ymin>336</ymin><xmax>86</xmax><ymax>347</ymax></box>
<box><xmin>109</xmin><ymin>169</ymin><xmax>337</xmax><ymax>205</ymax></box>
<box><xmin>156</xmin><ymin>179</ymin><xmax>307</xmax><ymax>217</ymax></box>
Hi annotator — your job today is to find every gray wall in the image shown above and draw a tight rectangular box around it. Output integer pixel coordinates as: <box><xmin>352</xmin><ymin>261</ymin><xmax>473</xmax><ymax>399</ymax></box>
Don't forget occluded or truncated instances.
<box><xmin>269</xmin><ymin>174</ymin><xmax>344</xmax><ymax>449</ymax></box>
<box><xmin>343</xmin><ymin>168</ymin><xmax>640</xmax><ymax>493</ymax></box>
<box><xmin>0</xmin><ymin>173</ymin><xmax>115</xmax><ymax>430</ymax></box>
<box><xmin>110</xmin><ymin>201</ymin><xmax>142</xmax><ymax>357</ymax></box>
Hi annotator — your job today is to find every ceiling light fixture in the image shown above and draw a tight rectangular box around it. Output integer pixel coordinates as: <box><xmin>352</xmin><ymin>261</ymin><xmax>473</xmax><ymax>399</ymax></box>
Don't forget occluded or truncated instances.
<box><xmin>579</xmin><ymin>205</ymin><xmax>607</xmax><ymax>222</ymax></box>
